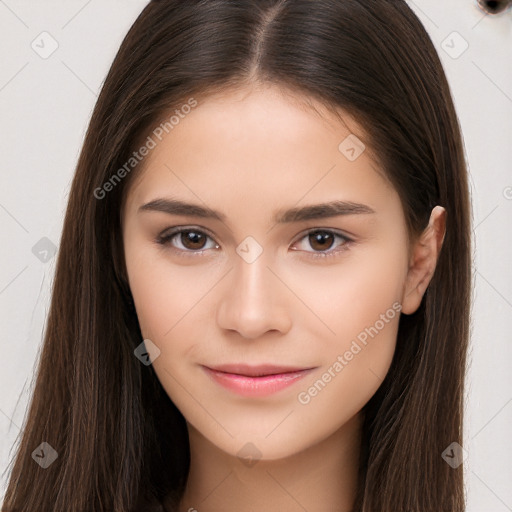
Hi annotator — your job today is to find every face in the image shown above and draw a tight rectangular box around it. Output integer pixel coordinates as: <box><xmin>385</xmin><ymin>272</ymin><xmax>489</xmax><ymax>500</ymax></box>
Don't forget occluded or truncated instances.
<box><xmin>121</xmin><ymin>84</ymin><xmax>413</xmax><ymax>461</ymax></box>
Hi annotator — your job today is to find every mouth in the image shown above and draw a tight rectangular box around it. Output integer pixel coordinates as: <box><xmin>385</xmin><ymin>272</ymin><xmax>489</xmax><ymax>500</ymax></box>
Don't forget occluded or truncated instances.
<box><xmin>201</xmin><ymin>363</ymin><xmax>316</xmax><ymax>397</ymax></box>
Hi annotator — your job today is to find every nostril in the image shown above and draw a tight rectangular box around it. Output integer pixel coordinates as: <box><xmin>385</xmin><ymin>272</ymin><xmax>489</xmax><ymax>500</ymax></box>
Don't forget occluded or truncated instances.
<box><xmin>477</xmin><ymin>0</ymin><xmax>512</xmax><ymax>14</ymax></box>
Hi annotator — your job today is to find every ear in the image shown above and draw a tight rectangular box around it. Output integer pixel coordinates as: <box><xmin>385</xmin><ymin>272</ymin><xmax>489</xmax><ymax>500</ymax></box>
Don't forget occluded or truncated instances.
<box><xmin>401</xmin><ymin>206</ymin><xmax>446</xmax><ymax>315</ymax></box>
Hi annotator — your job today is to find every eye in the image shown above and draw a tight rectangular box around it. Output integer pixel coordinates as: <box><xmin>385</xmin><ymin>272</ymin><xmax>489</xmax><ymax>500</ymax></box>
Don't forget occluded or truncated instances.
<box><xmin>156</xmin><ymin>226</ymin><xmax>353</xmax><ymax>260</ymax></box>
<box><xmin>290</xmin><ymin>229</ymin><xmax>353</xmax><ymax>260</ymax></box>
<box><xmin>156</xmin><ymin>227</ymin><xmax>219</xmax><ymax>257</ymax></box>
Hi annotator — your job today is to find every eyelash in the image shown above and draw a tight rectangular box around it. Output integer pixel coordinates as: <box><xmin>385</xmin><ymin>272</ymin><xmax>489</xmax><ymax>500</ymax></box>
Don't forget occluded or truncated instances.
<box><xmin>155</xmin><ymin>226</ymin><xmax>353</xmax><ymax>261</ymax></box>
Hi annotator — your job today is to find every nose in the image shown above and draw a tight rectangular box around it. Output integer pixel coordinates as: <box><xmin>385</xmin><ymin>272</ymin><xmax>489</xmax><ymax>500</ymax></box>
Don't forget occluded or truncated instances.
<box><xmin>216</xmin><ymin>251</ymin><xmax>293</xmax><ymax>340</ymax></box>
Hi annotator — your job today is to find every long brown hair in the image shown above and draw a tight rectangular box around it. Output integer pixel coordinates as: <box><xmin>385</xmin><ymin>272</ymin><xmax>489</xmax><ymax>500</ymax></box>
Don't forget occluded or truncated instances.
<box><xmin>2</xmin><ymin>1</ymin><xmax>471</xmax><ymax>510</ymax></box>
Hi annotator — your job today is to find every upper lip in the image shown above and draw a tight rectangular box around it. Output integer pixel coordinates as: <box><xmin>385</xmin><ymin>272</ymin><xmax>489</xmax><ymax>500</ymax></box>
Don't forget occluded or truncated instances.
<box><xmin>204</xmin><ymin>363</ymin><xmax>314</xmax><ymax>377</ymax></box>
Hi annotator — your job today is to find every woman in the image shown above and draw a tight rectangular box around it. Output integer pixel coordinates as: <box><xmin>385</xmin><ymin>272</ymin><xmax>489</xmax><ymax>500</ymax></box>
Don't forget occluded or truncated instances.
<box><xmin>2</xmin><ymin>0</ymin><xmax>471</xmax><ymax>511</ymax></box>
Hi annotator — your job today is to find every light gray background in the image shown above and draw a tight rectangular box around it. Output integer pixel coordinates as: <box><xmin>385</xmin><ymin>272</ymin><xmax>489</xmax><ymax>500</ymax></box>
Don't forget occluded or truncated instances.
<box><xmin>0</xmin><ymin>1</ymin><xmax>511</xmax><ymax>510</ymax></box>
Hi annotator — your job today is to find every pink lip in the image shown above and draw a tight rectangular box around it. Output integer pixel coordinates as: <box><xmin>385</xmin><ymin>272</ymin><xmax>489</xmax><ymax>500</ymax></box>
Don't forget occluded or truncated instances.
<box><xmin>202</xmin><ymin>364</ymin><xmax>315</xmax><ymax>397</ymax></box>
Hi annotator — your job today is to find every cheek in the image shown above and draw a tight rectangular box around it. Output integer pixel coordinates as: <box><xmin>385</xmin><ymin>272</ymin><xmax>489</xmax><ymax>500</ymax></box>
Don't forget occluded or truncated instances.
<box><xmin>124</xmin><ymin>238</ymin><xmax>214</xmax><ymax>341</ymax></box>
<box><xmin>291</xmin><ymin>243</ymin><xmax>406</xmax><ymax>410</ymax></box>
<box><xmin>285</xmin><ymin>238</ymin><xmax>407</xmax><ymax>340</ymax></box>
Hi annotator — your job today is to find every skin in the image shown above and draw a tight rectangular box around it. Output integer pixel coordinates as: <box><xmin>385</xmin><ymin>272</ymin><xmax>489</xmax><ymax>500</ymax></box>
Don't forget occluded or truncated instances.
<box><xmin>121</xmin><ymin>83</ymin><xmax>446</xmax><ymax>512</ymax></box>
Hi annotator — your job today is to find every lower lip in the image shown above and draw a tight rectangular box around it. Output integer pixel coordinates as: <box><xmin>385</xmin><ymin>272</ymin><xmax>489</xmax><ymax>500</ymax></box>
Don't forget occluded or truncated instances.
<box><xmin>202</xmin><ymin>366</ymin><xmax>314</xmax><ymax>397</ymax></box>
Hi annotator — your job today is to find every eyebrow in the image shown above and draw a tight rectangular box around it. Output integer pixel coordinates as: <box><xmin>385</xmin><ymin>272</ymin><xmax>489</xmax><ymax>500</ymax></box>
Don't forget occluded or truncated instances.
<box><xmin>138</xmin><ymin>198</ymin><xmax>375</xmax><ymax>224</ymax></box>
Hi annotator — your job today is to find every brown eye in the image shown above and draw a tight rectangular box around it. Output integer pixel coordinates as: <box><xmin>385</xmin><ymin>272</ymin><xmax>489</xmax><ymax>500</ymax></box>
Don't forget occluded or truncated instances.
<box><xmin>291</xmin><ymin>229</ymin><xmax>353</xmax><ymax>260</ymax></box>
<box><xmin>308</xmin><ymin>231</ymin><xmax>336</xmax><ymax>251</ymax></box>
<box><xmin>179</xmin><ymin>230</ymin><xmax>208</xmax><ymax>250</ymax></box>
<box><xmin>157</xmin><ymin>227</ymin><xmax>219</xmax><ymax>255</ymax></box>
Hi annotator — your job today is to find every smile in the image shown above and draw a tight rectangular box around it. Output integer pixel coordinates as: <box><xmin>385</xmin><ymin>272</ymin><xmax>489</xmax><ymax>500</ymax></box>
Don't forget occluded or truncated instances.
<box><xmin>201</xmin><ymin>364</ymin><xmax>315</xmax><ymax>397</ymax></box>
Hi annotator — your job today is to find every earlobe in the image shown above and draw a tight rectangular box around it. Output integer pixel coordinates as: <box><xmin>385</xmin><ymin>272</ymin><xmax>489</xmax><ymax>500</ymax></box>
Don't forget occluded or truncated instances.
<box><xmin>401</xmin><ymin>206</ymin><xmax>446</xmax><ymax>315</ymax></box>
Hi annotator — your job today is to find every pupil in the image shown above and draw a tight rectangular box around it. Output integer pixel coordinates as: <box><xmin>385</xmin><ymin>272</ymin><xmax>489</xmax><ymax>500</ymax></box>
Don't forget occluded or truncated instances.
<box><xmin>310</xmin><ymin>232</ymin><xmax>333</xmax><ymax>251</ymax></box>
<box><xmin>183</xmin><ymin>231</ymin><xmax>205</xmax><ymax>249</ymax></box>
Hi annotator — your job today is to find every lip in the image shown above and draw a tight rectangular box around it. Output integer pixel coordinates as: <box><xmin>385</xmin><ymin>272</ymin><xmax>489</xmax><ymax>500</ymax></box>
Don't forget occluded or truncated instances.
<box><xmin>202</xmin><ymin>364</ymin><xmax>315</xmax><ymax>397</ymax></box>
<box><xmin>207</xmin><ymin>363</ymin><xmax>313</xmax><ymax>377</ymax></box>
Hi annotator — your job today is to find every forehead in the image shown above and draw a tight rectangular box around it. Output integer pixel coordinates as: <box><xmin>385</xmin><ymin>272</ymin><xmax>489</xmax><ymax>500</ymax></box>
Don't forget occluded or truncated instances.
<box><xmin>173</xmin><ymin>84</ymin><xmax>365</xmax><ymax>155</ymax></box>
<box><xmin>124</xmin><ymin>84</ymin><xmax>394</xmax><ymax>221</ymax></box>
